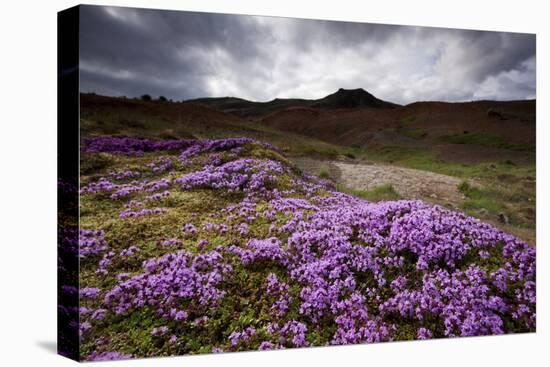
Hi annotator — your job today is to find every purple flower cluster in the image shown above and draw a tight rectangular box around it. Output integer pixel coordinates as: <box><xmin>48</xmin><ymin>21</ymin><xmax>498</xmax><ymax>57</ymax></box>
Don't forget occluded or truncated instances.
<box><xmin>81</xmin><ymin>136</ymin><xmax>195</xmax><ymax>155</ymax></box>
<box><xmin>80</xmin><ymin>177</ymin><xmax>172</xmax><ymax>200</ymax></box>
<box><xmin>108</xmin><ymin>169</ymin><xmax>140</xmax><ymax>181</ymax></box>
<box><xmin>229</xmin><ymin>327</ymin><xmax>257</xmax><ymax>347</ymax></box>
<box><xmin>175</xmin><ymin>158</ymin><xmax>283</xmax><ymax>195</ymax></box>
<box><xmin>266</xmin><ymin>273</ymin><xmax>292</xmax><ymax>317</ymax></box>
<box><xmin>143</xmin><ymin>190</ymin><xmax>171</xmax><ymax>203</ymax></box>
<box><xmin>117</xmin><ymin>190</ymin><xmax>171</xmax><ymax>218</ymax></box>
<box><xmin>179</xmin><ymin>138</ymin><xmax>269</xmax><ymax>161</ymax></box>
<box><xmin>266</xmin><ymin>320</ymin><xmax>309</xmax><ymax>347</ymax></box>
<box><xmin>380</xmin><ymin>266</ymin><xmax>509</xmax><ymax>336</ymax></box>
<box><xmin>119</xmin><ymin>207</ymin><xmax>167</xmax><ymax>219</ymax></box>
<box><xmin>80</xmin><ymin>287</ymin><xmax>101</xmax><ymax>300</ymax></box>
<box><xmin>232</xmin><ymin>238</ymin><xmax>289</xmax><ymax>267</ymax></box>
<box><xmin>220</xmin><ymin>197</ymin><xmax>534</xmax><ymax>344</ymax></box>
<box><xmin>159</xmin><ymin>238</ymin><xmax>181</xmax><ymax>247</ymax></box>
<box><xmin>417</xmin><ymin>327</ymin><xmax>433</xmax><ymax>340</ymax></box>
<box><xmin>79</xmin><ymin>229</ymin><xmax>108</xmax><ymax>259</ymax></box>
<box><xmin>86</xmin><ymin>351</ymin><xmax>133</xmax><ymax>361</ymax></box>
<box><xmin>96</xmin><ymin>251</ymin><xmax>115</xmax><ymax>275</ymax></box>
<box><xmin>120</xmin><ymin>245</ymin><xmax>139</xmax><ymax>257</ymax></box>
<box><xmin>147</xmin><ymin>157</ymin><xmax>174</xmax><ymax>174</ymax></box>
<box><xmin>103</xmin><ymin>250</ymin><xmax>232</xmax><ymax>317</ymax></box>
<box><xmin>183</xmin><ymin>223</ymin><xmax>197</xmax><ymax>235</ymax></box>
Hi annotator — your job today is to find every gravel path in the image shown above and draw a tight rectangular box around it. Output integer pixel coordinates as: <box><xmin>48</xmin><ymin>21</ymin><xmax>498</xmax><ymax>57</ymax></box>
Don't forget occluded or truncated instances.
<box><xmin>293</xmin><ymin>157</ymin><xmax>465</xmax><ymax>206</ymax></box>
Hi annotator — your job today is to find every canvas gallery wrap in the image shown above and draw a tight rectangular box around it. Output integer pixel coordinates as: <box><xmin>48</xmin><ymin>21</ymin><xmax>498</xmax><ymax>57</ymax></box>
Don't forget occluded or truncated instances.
<box><xmin>57</xmin><ymin>4</ymin><xmax>536</xmax><ymax>362</ymax></box>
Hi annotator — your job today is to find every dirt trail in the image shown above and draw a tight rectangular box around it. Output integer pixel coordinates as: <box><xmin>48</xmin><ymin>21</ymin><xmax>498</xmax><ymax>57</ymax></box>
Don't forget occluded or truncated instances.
<box><xmin>293</xmin><ymin>157</ymin><xmax>465</xmax><ymax>207</ymax></box>
<box><xmin>293</xmin><ymin>157</ymin><xmax>535</xmax><ymax>246</ymax></box>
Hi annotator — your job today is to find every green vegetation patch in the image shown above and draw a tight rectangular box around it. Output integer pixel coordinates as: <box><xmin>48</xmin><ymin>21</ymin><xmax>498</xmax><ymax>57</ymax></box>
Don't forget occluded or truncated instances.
<box><xmin>440</xmin><ymin>132</ymin><xmax>535</xmax><ymax>152</ymax></box>
<box><xmin>318</xmin><ymin>164</ymin><xmax>330</xmax><ymax>179</ymax></box>
<box><xmin>338</xmin><ymin>184</ymin><xmax>401</xmax><ymax>202</ymax></box>
<box><xmin>395</xmin><ymin>116</ymin><xmax>428</xmax><ymax>140</ymax></box>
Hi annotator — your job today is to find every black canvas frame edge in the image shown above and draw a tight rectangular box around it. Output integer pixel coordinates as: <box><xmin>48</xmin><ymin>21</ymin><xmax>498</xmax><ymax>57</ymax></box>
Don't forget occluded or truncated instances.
<box><xmin>57</xmin><ymin>5</ymin><xmax>80</xmax><ymax>362</ymax></box>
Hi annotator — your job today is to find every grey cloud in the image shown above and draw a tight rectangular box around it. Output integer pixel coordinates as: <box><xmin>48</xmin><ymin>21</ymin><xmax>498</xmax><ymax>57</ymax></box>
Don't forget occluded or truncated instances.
<box><xmin>79</xmin><ymin>5</ymin><xmax>536</xmax><ymax>104</ymax></box>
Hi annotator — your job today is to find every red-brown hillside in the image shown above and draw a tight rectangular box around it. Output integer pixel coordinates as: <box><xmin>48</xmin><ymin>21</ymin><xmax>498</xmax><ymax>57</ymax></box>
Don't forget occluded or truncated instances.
<box><xmin>257</xmin><ymin>99</ymin><xmax>535</xmax><ymax>163</ymax></box>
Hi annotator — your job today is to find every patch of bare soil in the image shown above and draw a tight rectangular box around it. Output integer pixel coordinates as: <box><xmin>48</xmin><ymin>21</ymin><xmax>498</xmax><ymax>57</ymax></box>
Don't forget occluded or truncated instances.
<box><xmin>293</xmin><ymin>157</ymin><xmax>465</xmax><ymax>207</ymax></box>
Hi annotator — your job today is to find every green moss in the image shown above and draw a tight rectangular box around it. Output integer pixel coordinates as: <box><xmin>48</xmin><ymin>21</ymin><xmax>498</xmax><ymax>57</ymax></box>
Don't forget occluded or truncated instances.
<box><xmin>456</xmin><ymin>180</ymin><xmax>517</xmax><ymax>226</ymax></box>
<box><xmin>399</xmin><ymin>116</ymin><xmax>416</xmax><ymax>126</ymax></box>
<box><xmin>458</xmin><ymin>180</ymin><xmax>471</xmax><ymax>194</ymax></box>
<box><xmin>439</xmin><ymin>132</ymin><xmax>535</xmax><ymax>152</ymax></box>
<box><xmin>318</xmin><ymin>164</ymin><xmax>330</xmax><ymax>179</ymax></box>
<box><xmin>394</xmin><ymin>116</ymin><xmax>427</xmax><ymax>140</ymax></box>
<box><xmin>80</xmin><ymin>153</ymin><xmax>114</xmax><ymax>175</ymax></box>
<box><xmin>401</xmin><ymin>129</ymin><xmax>428</xmax><ymax>140</ymax></box>
<box><xmin>338</xmin><ymin>184</ymin><xmax>401</xmax><ymax>202</ymax></box>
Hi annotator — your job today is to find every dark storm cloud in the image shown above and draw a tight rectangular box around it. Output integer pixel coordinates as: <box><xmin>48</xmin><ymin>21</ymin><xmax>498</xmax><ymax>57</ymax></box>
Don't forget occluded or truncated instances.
<box><xmin>79</xmin><ymin>5</ymin><xmax>275</xmax><ymax>99</ymax></box>
<box><xmin>79</xmin><ymin>5</ymin><xmax>536</xmax><ymax>104</ymax></box>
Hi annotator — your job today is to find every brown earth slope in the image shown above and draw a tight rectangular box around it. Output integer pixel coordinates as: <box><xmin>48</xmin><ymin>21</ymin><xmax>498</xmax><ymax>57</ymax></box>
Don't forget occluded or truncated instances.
<box><xmin>258</xmin><ymin>99</ymin><xmax>535</xmax><ymax>164</ymax></box>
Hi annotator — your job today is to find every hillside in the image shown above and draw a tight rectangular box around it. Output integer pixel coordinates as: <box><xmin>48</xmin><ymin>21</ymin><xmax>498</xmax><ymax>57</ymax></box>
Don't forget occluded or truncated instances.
<box><xmin>259</xmin><ymin>99</ymin><xmax>535</xmax><ymax>164</ymax></box>
<box><xmin>80</xmin><ymin>93</ymin><xmax>536</xmax><ymax>245</ymax></box>
<box><xmin>184</xmin><ymin>88</ymin><xmax>398</xmax><ymax>117</ymax></box>
<box><xmin>75</xmin><ymin>136</ymin><xmax>536</xmax><ymax>360</ymax></box>
<box><xmin>181</xmin><ymin>89</ymin><xmax>535</xmax><ymax>166</ymax></box>
<box><xmin>80</xmin><ymin>93</ymin><xmax>348</xmax><ymax>158</ymax></box>
<box><xmin>184</xmin><ymin>96</ymin><xmax>314</xmax><ymax>118</ymax></box>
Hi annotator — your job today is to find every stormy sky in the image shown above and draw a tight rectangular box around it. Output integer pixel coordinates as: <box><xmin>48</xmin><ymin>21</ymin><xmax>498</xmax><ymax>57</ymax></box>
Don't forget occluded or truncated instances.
<box><xmin>79</xmin><ymin>5</ymin><xmax>536</xmax><ymax>104</ymax></box>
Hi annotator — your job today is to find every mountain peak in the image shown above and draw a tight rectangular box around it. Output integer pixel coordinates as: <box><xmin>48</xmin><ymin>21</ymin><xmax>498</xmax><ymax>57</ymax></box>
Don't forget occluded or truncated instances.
<box><xmin>313</xmin><ymin>88</ymin><xmax>397</xmax><ymax>109</ymax></box>
<box><xmin>337</xmin><ymin>87</ymin><xmax>366</xmax><ymax>93</ymax></box>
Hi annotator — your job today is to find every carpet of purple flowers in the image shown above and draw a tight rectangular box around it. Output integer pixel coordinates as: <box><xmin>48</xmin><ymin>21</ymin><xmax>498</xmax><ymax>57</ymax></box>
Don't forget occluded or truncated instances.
<box><xmin>77</xmin><ymin>136</ymin><xmax>535</xmax><ymax>361</ymax></box>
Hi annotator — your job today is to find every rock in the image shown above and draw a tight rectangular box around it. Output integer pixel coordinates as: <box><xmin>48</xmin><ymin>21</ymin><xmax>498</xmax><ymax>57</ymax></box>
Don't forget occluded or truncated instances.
<box><xmin>478</xmin><ymin>208</ymin><xmax>489</xmax><ymax>216</ymax></box>
<box><xmin>498</xmin><ymin>212</ymin><xmax>509</xmax><ymax>225</ymax></box>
